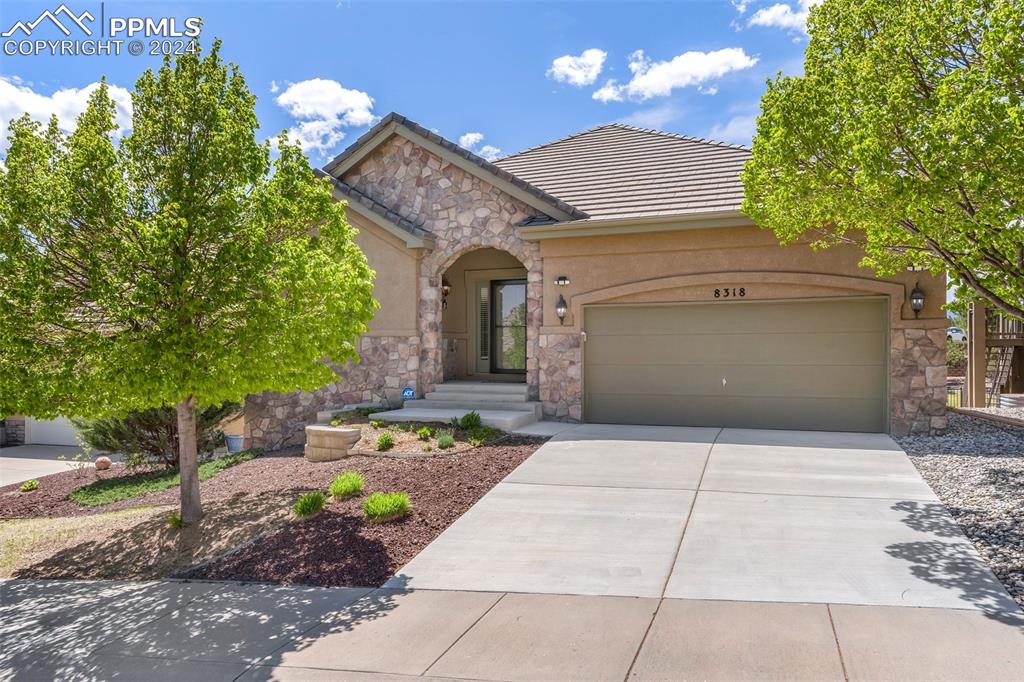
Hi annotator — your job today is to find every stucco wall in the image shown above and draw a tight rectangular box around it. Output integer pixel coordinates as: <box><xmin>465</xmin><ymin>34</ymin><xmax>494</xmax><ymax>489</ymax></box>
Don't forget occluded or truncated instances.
<box><xmin>348</xmin><ymin>212</ymin><xmax>419</xmax><ymax>336</ymax></box>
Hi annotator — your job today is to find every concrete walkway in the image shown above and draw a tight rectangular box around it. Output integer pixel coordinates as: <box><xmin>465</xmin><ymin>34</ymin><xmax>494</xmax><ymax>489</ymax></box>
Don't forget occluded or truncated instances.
<box><xmin>0</xmin><ymin>444</ymin><xmax>85</xmax><ymax>487</ymax></box>
<box><xmin>2</xmin><ymin>425</ymin><xmax>1022</xmax><ymax>680</ymax></box>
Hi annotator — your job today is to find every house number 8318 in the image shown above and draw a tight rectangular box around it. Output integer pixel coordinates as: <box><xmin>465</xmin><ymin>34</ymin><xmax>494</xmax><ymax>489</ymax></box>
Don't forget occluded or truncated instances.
<box><xmin>714</xmin><ymin>287</ymin><xmax>745</xmax><ymax>298</ymax></box>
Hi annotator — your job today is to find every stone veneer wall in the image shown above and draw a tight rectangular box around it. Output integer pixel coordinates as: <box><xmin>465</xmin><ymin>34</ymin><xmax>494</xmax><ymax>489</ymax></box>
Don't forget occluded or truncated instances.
<box><xmin>890</xmin><ymin>327</ymin><xmax>947</xmax><ymax>435</ymax></box>
<box><xmin>538</xmin><ymin>333</ymin><xmax>583</xmax><ymax>421</ymax></box>
<box><xmin>245</xmin><ymin>335</ymin><xmax>419</xmax><ymax>450</ymax></box>
<box><xmin>346</xmin><ymin>136</ymin><xmax>545</xmax><ymax>400</ymax></box>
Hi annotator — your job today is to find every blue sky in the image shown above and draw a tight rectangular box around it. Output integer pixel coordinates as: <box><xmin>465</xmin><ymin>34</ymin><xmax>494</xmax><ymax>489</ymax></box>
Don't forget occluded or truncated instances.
<box><xmin>1</xmin><ymin>0</ymin><xmax>813</xmax><ymax>164</ymax></box>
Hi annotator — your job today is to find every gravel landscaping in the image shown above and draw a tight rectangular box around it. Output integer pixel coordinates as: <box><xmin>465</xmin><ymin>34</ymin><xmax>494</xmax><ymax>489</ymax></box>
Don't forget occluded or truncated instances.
<box><xmin>0</xmin><ymin>436</ymin><xmax>542</xmax><ymax>585</ymax></box>
<box><xmin>896</xmin><ymin>413</ymin><xmax>1024</xmax><ymax>607</ymax></box>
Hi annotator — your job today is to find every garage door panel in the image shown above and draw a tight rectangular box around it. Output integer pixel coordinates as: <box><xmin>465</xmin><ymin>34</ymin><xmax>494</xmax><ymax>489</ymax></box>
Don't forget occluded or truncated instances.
<box><xmin>585</xmin><ymin>299</ymin><xmax>886</xmax><ymax>336</ymax></box>
<box><xmin>585</xmin><ymin>393</ymin><xmax>884</xmax><ymax>432</ymax></box>
<box><xmin>584</xmin><ymin>299</ymin><xmax>887</xmax><ymax>433</ymax></box>
<box><xmin>585</xmin><ymin>331</ymin><xmax>887</xmax><ymax>367</ymax></box>
<box><xmin>586</xmin><ymin>363</ymin><xmax>885</xmax><ymax>400</ymax></box>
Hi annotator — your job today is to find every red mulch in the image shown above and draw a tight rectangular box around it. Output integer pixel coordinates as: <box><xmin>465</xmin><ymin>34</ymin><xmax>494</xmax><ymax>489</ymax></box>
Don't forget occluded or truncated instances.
<box><xmin>180</xmin><ymin>437</ymin><xmax>539</xmax><ymax>587</ymax></box>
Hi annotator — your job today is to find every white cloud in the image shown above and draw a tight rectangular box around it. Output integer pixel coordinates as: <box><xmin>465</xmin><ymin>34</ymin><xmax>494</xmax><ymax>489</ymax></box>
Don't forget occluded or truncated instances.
<box><xmin>616</xmin><ymin>103</ymin><xmax>683</xmax><ymax>129</ymax></box>
<box><xmin>274</xmin><ymin>78</ymin><xmax>377</xmax><ymax>155</ymax></box>
<box><xmin>592</xmin><ymin>79</ymin><xmax>623</xmax><ymax>103</ymax></box>
<box><xmin>458</xmin><ymin>132</ymin><xmax>484</xmax><ymax>149</ymax></box>
<box><xmin>731</xmin><ymin>0</ymin><xmax>752</xmax><ymax>14</ymax></box>
<box><xmin>0</xmin><ymin>76</ymin><xmax>132</xmax><ymax>148</ymax></box>
<box><xmin>593</xmin><ymin>48</ymin><xmax>757</xmax><ymax>102</ymax></box>
<box><xmin>748</xmin><ymin>0</ymin><xmax>818</xmax><ymax>33</ymax></box>
<box><xmin>458</xmin><ymin>132</ymin><xmax>501</xmax><ymax>161</ymax></box>
<box><xmin>708</xmin><ymin>113</ymin><xmax>758</xmax><ymax>145</ymax></box>
<box><xmin>269</xmin><ymin>80</ymin><xmax>280</xmax><ymax>93</ymax></box>
<box><xmin>547</xmin><ymin>48</ymin><xmax>607</xmax><ymax>87</ymax></box>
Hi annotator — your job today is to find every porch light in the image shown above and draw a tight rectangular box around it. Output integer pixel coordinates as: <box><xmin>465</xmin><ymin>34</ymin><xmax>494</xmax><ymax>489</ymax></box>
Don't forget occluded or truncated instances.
<box><xmin>554</xmin><ymin>275</ymin><xmax>570</xmax><ymax>286</ymax></box>
<box><xmin>441</xmin><ymin>276</ymin><xmax>452</xmax><ymax>310</ymax></box>
<box><xmin>910</xmin><ymin>282</ymin><xmax>925</xmax><ymax>318</ymax></box>
<box><xmin>555</xmin><ymin>294</ymin><xmax>568</xmax><ymax>325</ymax></box>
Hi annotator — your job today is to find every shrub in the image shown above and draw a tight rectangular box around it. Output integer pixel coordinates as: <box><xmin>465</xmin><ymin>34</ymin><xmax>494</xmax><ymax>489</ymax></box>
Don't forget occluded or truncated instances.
<box><xmin>394</xmin><ymin>422</ymin><xmax>412</xmax><ymax>432</ymax></box>
<box><xmin>422</xmin><ymin>444</ymin><xmax>433</xmax><ymax>452</ymax></box>
<box><xmin>20</xmin><ymin>479</ymin><xmax>39</xmax><ymax>492</ymax></box>
<box><xmin>416</xmin><ymin>426</ymin><xmax>434</xmax><ymax>441</ymax></box>
<box><xmin>363</xmin><ymin>492</ymin><xmax>411</xmax><ymax>522</ymax></box>
<box><xmin>376</xmin><ymin>432</ymin><xmax>395</xmax><ymax>451</ymax></box>
<box><xmin>370</xmin><ymin>419</ymin><xmax>386</xmax><ymax>429</ymax></box>
<box><xmin>947</xmin><ymin>340</ymin><xmax>967</xmax><ymax>370</ymax></box>
<box><xmin>355</xmin><ymin>407</ymin><xmax>386</xmax><ymax>417</ymax></box>
<box><xmin>167</xmin><ymin>511</ymin><xmax>185</xmax><ymax>528</ymax></box>
<box><xmin>466</xmin><ymin>425</ymin><xmax>503</xmax><ymax>447</ymax></box>
<box><xmin>330</xmin><ymin>471</ymin><xmax>364</xmax><ymax>499</ymax></box>
<box><xmin>294</xmin><ymin>491</ymin><xmax>326</xmax><ymax>518</ymax></box>
<box><xmin>437</xmin><ymin>431</ymin><xmax>455</xmax><ymax>449</ymax></box>
<box><xmin>459</xmin><ymin>411</ymin><xmax>483</xmax><ymax>430</ymax></box>
<box><xmin>72</xmin><ymin>403</ymin><xmax>240</xmax><ymax>468</ymax></box>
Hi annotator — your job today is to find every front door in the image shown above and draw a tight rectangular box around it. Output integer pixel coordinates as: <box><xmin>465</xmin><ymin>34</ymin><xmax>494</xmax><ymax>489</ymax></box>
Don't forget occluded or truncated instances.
<box><xmin>491</xmin><ymin>279</ymin><xmax>527</xmax><ymax>374</ymax></box>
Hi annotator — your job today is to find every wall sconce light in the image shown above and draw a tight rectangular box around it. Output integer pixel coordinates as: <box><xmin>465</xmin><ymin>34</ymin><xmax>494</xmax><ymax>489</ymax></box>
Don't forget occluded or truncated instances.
<box><xmin>909</xmin><ymin>282</ymin><xmax>925</xmax><ymax>318</ymax></box>
<box><xmin>555</xmin><ymin>294</ymin><xmax>568</xmax><ymax>325</ymax></box>
<box><xmin>441</xmin><ymin>276</ymin><xmax>452</xmax><ymax>310</ymax></box>
<box><xmin>554</xmin><ymin>275</ymin><xmax>571</xmax><ymax>286</ymax></box>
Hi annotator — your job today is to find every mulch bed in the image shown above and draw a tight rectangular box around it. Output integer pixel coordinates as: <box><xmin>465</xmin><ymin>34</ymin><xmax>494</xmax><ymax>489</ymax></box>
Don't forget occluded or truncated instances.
<box><xmin>180</xmin><ymin>436</ymin><xmax>539</xmax><ymax>587</ymax></box>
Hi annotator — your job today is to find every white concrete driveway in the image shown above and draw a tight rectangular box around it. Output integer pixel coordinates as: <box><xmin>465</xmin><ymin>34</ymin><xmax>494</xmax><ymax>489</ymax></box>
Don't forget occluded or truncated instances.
<box><xmin>388</xmin><ymin>424</ymin><xmax>1019</xmax><ymax>613</ymax></box>
<box><xmin>0</xmin><ymin>445</ymin><xmax>85</xmax><ymax>487</ymax></box>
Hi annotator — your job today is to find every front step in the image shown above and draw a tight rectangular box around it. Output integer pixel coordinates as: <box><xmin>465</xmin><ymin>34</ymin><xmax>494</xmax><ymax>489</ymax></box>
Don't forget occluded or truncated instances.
<box><xmin>405</xmin><ymin>399</ymin><xmax>541</xmax><ymax>415</ymax></box>
<box><xmin>375</xmin><ymin>407</ymin><xmax>539</xmax><ymax>431</ymax></box>
<box><xmin>425</xmin><ymin>391</ymin><xmax>530</xmax><ymax>403</ymax></box>
<box><xmin>432</xmin><ymin>381</ymin><xmax>527</xmax><ymax>395</ymax></box>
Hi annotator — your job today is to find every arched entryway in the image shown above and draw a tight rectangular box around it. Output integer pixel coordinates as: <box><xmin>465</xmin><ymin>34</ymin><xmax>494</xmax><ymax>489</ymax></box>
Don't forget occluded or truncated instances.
<box><xmin>418</xmin><ymin>240</ymin><xmax>542</xmax><ymax>400</ymax></box>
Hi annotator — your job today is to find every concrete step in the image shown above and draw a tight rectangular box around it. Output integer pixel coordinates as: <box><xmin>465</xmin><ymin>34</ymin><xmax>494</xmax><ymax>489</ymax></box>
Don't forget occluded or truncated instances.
<box><xmin>424</xmin><ymin>391</ymin><xmax>530</xmax><ymax>403</ymax></box>
<box><xmin>375</xmin><ymin>408</ymin><xmax>538</xmax><ymax>431</ymax></box>
<box><xmin>432</xmin><ymin>382</ymin><xmax>528</xmax><ymax>395</ymax></box>
<box><xmin>405</xmin><ymin>399</ymin><xmax>541</xmax><ymax>415</ymax></box>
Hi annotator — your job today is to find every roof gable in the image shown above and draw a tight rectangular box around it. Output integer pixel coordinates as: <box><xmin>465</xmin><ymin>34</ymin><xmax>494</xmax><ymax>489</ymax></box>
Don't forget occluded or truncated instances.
<box><xmin>323</xmin><ymin>113</ymin><xmax>587</xmax><ymax>223</ymax></box>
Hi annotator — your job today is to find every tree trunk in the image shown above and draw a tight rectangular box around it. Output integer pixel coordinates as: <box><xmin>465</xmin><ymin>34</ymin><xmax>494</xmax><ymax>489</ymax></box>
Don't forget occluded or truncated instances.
<box><xmin>176</xmin><ymin>396</ymin><xmax>203</xmax><ymax>523</ymax></box>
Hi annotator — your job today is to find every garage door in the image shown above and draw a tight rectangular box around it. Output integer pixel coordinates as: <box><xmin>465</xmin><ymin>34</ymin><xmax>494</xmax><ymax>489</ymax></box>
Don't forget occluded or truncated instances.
<box><xmin>26</xmin><ymin>417</ymin><xmax>81</xmax><ymax>446</ymax></box>
<box><xmin>584</xmin><ymin>298</ymin><xmax>888</xmax><ymax>432</ymax></box>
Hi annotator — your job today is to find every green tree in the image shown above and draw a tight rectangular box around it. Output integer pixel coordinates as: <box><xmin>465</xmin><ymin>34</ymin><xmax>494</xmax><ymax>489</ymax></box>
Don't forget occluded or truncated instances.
<box><xmin>0</xmin><ymin>42</ymin><xmax>376</xmax><ymax>522</ymax></box>
<box><xmin>742</xmin><ymin>0</ymin><xmax>1023</xmax><ymax>319</ymax></box>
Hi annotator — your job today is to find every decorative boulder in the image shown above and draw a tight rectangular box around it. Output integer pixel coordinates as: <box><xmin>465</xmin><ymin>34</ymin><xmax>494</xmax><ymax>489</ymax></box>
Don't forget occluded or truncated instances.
<box><xmin>304</xmin><ymin>425</ymin><xmax>361</xmax><ymax>462</ymax></box>
<box><xmin>95</xmin><ymin>456</ymin><xmax>112</xmax><ymax>471</ymax></box>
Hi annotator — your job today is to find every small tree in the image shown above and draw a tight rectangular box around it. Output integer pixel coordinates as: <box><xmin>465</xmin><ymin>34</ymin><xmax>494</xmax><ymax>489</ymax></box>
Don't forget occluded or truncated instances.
<box><xmin>742</xmin><ymin>0</ymin><xmax>1023</xmax><ymax>319</ymax></box>
<box><xmin>73</xmin><ymin>403</ymin><xmax>240</xmax><ymax>469</ymax></box>
<box><xmin>0</xmin><ymin>41</ymin><xmax>376</xmax><ymax>522</ymax></box>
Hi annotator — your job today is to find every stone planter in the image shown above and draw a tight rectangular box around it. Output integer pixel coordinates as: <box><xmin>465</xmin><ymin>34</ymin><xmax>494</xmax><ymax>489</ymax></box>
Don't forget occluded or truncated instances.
<box><xmin>304</xmin><ymin>425</ymin><xmax>361</xmax><ymax>462</ymax></box>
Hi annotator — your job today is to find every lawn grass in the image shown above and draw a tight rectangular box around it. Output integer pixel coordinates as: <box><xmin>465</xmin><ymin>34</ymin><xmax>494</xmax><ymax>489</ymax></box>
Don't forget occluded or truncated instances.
<box><xmin>69</xmin><ymin>451</ymin><xmax>257</xmax><ymax>506</ymax></box>
<box><xmin>363</xmin><ymin>492</ymin><xmax>411</xmax><ymax>522</ymax></box>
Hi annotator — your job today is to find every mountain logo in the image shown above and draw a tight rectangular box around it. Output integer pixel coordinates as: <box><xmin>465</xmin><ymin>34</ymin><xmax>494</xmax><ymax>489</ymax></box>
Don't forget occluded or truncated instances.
<box><xmin>2</xmin><ymin>4</ymin><xmax>95</xmax><ymax>38</ymax></box>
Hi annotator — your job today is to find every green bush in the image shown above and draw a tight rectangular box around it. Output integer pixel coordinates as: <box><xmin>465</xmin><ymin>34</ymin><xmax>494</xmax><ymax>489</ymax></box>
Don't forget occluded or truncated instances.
<box><xmin>72</xmin><ymin>402</ymin><xmax>240</xmax><ymax>468</ymax></box>
<box><xmin>416</xmin><ymin>426</ymin><xmax>434</xmax><ymax>441</ymax></box>
<box><xmin>947</xmin><ymin>340</ymin><xmax>967</xmax><ymax>369</ymax></box>
<box><xmin>376</xmin><ymin>432</ymin><xmax>395</xmax><ymax>451</ymax></box>
<box><xmin>370</xmin><ymin>419</ymin><xmax>386</xmax><ymax>429</ymax></box>
<box><xmin>167</xmin><ymin>511</ymin><xmax>185</xmax><ymax>528</ymax></box>
<box><xmin>394</xmin><ymin>422</ymin><xmax>413</xmax><ymax>432</ymax></box>
<box><xmin>69</xmin><ymin>450</ymin><xmax>257</xmax><ymax>506</ymax></box>
<box><xmin>437</xmin><ymin>431</ymin><xmax>455</xmax><ymax>449</ymax></box>
<box><xmin>355</xmin><ymin>407</ymin><xmax>386</xmax><ymax>417</ymax></box>
<box><xmin>459</xmin><ymin>411</ymin><xmax>482</xmax><ymax>430</ymax></box>
<box><xmin>466</xmin><ymin>425</ymin><xmax>503</xmax><ymax>447</ymax></box>
<box><xmin>363</xmin><ymin>492</ymin><xmax>411</xmax><ymax>522</ymax></box>
<box><xmin>330</xmin><ymin>471</ymin><xmax>365</xmax><ymax>499</ymax></box>
<box><xmin>294</xmin><ymin>491</ymin><xmax>326</xmax><ymax>518</ymax></box>
<box><xmin>20</xmin><ymin>479</ymin><xmax>39</xmax><ymax>492</ymax></box>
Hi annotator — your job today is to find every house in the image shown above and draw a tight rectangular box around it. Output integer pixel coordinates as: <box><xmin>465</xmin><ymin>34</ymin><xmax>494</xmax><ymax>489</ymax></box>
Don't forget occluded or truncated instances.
<box><xmin>244</xmin><ymin>113</ymin><xmax>947</xmax><ymax>450</ymax></box>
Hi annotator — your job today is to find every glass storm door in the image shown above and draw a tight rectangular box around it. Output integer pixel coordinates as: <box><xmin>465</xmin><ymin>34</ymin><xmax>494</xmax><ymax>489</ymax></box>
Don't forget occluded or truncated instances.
<box><xmin>491</xmin><ymin>279</ymin><xmax>527</xmax><ymax>373</ymax></box>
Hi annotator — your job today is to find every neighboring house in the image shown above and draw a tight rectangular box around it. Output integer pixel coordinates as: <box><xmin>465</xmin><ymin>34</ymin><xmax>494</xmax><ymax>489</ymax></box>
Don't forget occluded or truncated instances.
<box><xmin>0</xmin><ymin>415</ymin><xmax>80</xmax><ymax>447</ymax></box>
<box><xmin>245</xmin><ymin>113</ymin><xmax>947</xmax><ymax>449</ymax></box>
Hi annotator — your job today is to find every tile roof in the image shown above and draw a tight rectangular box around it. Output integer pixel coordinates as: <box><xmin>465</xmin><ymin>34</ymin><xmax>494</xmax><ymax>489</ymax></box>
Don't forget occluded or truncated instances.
<box><xmin>494</xmin><ymin>123</ymin><xmax>751</xmax><ymax>221</ymax></box>
<box><xmin>323</xmin><ymin>113</ymin><xmax>588</xmax><ymax>221</ymax></box>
